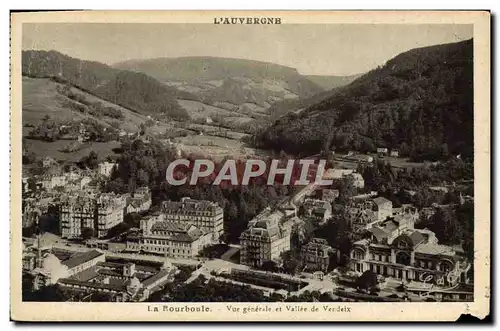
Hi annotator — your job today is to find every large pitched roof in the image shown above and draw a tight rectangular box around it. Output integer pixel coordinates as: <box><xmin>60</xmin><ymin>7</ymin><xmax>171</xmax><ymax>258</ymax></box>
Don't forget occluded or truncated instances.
<box><xmin>373</xmin><ymin>197</ymin><xmax>392</xmax><ymax>206</ymax></box>
<box><xmin>415</xmin><ymin>243</ymin><xmax>457</xmax><ymax>257</ymax></box>
<box><xmin>61</xmin><ymin>250</ymin><xmax>103</xmax><ymax>269</ymax></box>
<box><xmin>142</xmin><ymin>269</ymin><xmax>173</xmax><ymax>287</ymax></box>
<box><xmin>161</xmin><ymin>199</ymin><xmax>221</xmax><ymax>213</ymax></box>
<box><xmin>409</xmin><ymin>231</ymin><xmax>426</xmax><ymax>246</ymax></box>
<box><xmin>151</xmin><ymin>221</ymin><xmax>187</xmax><ymax>232</ymax></box>
<box><xmin>369</xmin><ymin>227</ymin><xmax>389</xmax><ymax>241</ymax></box>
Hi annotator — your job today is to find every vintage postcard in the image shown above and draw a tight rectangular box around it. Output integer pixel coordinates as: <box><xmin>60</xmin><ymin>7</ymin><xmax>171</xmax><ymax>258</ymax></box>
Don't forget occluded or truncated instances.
<box><xmin>10</xmin><ymin>11</ymin><xmax>490</xmax><ymax>322</ymax></box>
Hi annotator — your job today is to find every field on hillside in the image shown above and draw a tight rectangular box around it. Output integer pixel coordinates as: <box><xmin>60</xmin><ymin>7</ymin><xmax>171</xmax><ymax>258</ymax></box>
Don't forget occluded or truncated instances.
<box><xmin>22</xmin><ymin>77</ymin><xmax>272</xmax><ymax>164</ymax></box>
<box><xmin>334</xmin><ymin>153</ymin><xmax>428</xmax><ymax>170</ymax></box>
<box><xmin>22</xmin><ymin>77</ymin><xmax>88</xmax><ymax>125</ymax></box>
<box><xmin>176</xmin><ymin>99</ymin><xmax>238</xmax><ymax>120</ymax></box>
<box><xmin>24</xmin><ymin>139</ymin><xmax>122</xmax><ymax>162</ymax></box>
<box><xmin>172</xmin><ymin>135</ymin><xmax>270</xmax><ymax>161</ymax></box>
<box><xmin>176</xmin><ymin>99</ymin><xmax>257</xmax><ymax>126</ymax></box>
<box><xmin>22</xmin><ymin>77</ymin><xmax>165</xmax><ymax>133</ymax></box>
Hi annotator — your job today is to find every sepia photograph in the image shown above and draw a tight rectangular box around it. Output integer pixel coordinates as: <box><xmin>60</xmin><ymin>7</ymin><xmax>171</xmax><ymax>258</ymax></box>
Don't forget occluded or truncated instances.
<box><xmin>9</xmin><ymin>10</ymin><xmax>490</xmax><ymax>322</ymax></box>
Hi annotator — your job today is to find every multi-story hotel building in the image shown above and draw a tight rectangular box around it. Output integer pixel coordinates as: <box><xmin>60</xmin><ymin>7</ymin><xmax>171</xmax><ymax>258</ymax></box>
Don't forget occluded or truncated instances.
<box><xmin>349</xmin><ymin>215</ymin><xmax>471</xmax><ymax>286</ymax></box>
<box><xmin>60</xmin><ymin>193</ymin><xmax>126</xmax><ymax>239</ymax></box>
<box><xmin>161</xmin><ymin>197</ymin><xmax>224</xmax><ymax>241</ymax></box>
<box><xmin>96</xmin><ymin>193</ymin><xmax>127</xmax><ymax>238</ymax></box>
<box><xmin>126</xmin><ymin>214</ymin><xmax>212</xmax><ymax>259</ymax></box>
<box><xmin>239</xmin><ymin>208</ymin><xmax>291</xmax><ymax>267</ymax></box>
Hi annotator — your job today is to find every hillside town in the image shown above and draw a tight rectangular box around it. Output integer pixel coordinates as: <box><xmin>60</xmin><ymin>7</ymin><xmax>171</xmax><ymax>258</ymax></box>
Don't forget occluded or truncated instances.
<box><xmin>21</xmin><ymin>146</ymin><xmax>474</xmax><ymax>303</ymax></box>
<box><xmin>17</xmin><ymin>21</ymin><xmax>478</xmax><ymax>306</ymax></box>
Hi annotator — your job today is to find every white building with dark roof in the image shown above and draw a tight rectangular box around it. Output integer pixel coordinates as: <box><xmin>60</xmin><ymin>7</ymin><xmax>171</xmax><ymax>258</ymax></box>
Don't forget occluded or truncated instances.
<box><xmin>161</xmin><ymin>197</ymin><xmax>224</xmax><ymax>241</ymax></box>
<box><xmin>31</xmin><ymin>249</ymin><xmax>105</xmax><ymax>288</ymax></box>
<box><xmin>377</xmin><ymin>147</ymin><xmax>388</xmax><ymax>155</ymax></box>
<box><xmin>57</xmin><ymin>257</ymin><xmax>177</xmax><ymax>302</ymax></box>
<box><xmin>372</xmin><ymin>197</ymin><xmax>393</xmax><ymax>221</ymax></box>
<box><xmin>126</xmin><ymin>214</ymin><xmax>212</xmax><ymax>259</ymax></box>
<box><xmin>125</xmin><ymin>187</ymin><xmax>152</xmax><ymax>215</ymax></box>
<box><xmin>98</xmin><ymin>161</ymin><xmax>117</xmax><ymax>177</ymax></box>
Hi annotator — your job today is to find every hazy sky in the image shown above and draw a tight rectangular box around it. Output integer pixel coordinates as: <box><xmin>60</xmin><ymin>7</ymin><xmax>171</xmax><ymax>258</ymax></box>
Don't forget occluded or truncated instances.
<box><xmin>22</xmin><ymin>23</ymin><xmax>472</xmax><ymax>76</ymax></box>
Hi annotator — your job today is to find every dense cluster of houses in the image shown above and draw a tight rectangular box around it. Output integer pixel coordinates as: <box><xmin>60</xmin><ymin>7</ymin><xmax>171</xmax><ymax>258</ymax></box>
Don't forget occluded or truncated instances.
<box><xmin>22</xmin><ymin>161</ymin><xmax>151</xmax><ymax>238</ymax></box>
<box><xmin>22</xmin><ymin>154</ymin><xmax>473</xmax><ymax>302</ymax></box>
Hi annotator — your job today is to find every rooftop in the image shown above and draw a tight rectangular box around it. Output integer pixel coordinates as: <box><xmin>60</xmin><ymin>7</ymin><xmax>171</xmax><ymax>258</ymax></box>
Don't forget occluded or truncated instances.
<box><xmin>377</xmin><ymin>219</ymin><xmax>399</xmax><ymax>233</ymax></box>
<box><xmin>409</xmin><ymin>230</ymin><xmax>426</xmax><ymax>246</ymax></box>
<box><xmin>61</xmin><ymin>250</ymin><xmax>104</xmax><ymax>269</ymax></box>
<box><xmin>373</xmin><ymin>197</ymin><xmax>392</xmax><ymax>206</ymax></box>
<box><xmin>151</xmin><ymin>221</ymin><xmax>188</xmax><ymax>233</ymax></box>
<box><xmin>161</xmin><ymin>198</ymin><xmax>222</xmax><ymax>213</ymax></box>
<box><xmin>142</xmin><ymin>269</ymin><xmax>173</xmax><ymax>287</ymax></box>
<box><xmin>242</xmin><ymin>226</ymin><xmax>281</xmax><ymax>240</ymax></box>
<box><xmin>415</xmin><ymin>243</ymin><xmax>457</xmax><ymax>257</ymax></box>
<box><xmin>369</xmin><ymin>227</ymin><xmax>389</xmax><ymax>241</ymax></box>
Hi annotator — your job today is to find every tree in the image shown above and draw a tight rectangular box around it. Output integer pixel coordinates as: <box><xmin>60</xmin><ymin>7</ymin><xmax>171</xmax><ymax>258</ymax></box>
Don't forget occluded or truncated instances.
<box><xmin>140</xmin><ymin>122</ymin><xmax>147</xmax><ymax>136</ymax></box>
<box><xmin>422</xmin><ymin>207</ymin><xmax>463</xmax><ymax>245</ymax></box>
<box><xmin>281</xmin><ymin>250</ymin><xmax>302</xmax><ymax>275</ymax></box>
<box><xmin>399</xmin><ymin>142</ymin><xmax>410</xmax><ymax>157</ymax></box>
<box><xmin>355</xmin><ymin>270</ymin><xmax>378</xmax><ymax>291</ymax></box>
<box><xmin>23</xmin><ymin>284</ymin><xmax>68</xmax><ymax>302</ymax></box>
<box><xmin>336</xmin><ymin>176</ymin><xmax>357</xmax><ymax>203</ymax></box>
<box><xmin>80</xmin><ymin>151</ymin><xmax>99</xmax><ymax>169</ymax></box>
<box><xmin>23</xmin><ymin>151</ymin><xmax>37</xmax><ymax>165</ymax></box>
<box><xmin>316</xmin><ymin>206</ymin><xmax>352</xmax><ymax>265</ymax></box>
<box><xmin>218</xmin><ymin>232</ymin><xmax>230</xmax><ymax>244</ymax></box>
<box><xmin>81</xmin><ymin>227</ymin><xmax>94</xmax><ymax>240</ymax></box>
<box><xmin>261</xmin><ymin>260</ymin><xmax>278</xmax><ymax>273</ymax></box>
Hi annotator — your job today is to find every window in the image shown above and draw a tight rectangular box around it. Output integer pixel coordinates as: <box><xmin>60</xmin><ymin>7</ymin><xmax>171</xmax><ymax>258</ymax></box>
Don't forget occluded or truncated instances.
<box><xmin>396</xmin><ymin>252</ymin><xmax>411</xmax><ymax>266</ymax></box>
<box><xmin>398</xmin><ymin>240</ymin><xmax>409</xmax><ymax>249</ymax></box>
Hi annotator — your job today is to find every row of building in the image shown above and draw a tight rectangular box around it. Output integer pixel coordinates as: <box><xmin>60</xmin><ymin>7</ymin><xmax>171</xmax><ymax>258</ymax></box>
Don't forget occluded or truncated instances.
<box><xmin>238</xmin><ymin>204</ymin><xmax>339</xmax><ymax>273</ymax></box>
<box><xmin>346</xmin><ymin>194</ymin><xmax>472</xmax><ymax>288</ymax></box>
<box><xmin>23</xmin><ymin>183</ymin><xmax>152</xmax><ymax>238</ymax></box>
<box><xmin>59</xmin><ymin>187</ymin><xmax>152</xmax><ymax>238</ymax></box>
<box><xmin>23</xmin><ymin>242</ymin><xmax>177</xmax><ymax>302</ymax></box>
<box><xmin>125</xmin><ymin>197</ymin><xmax>224</xmax><ymax>259</ymax></box>
<box><xmin>238</xmin><ymin>180</ymin><xmax>472</xmax><ymax>290</ymax></box>
<box><xmin>23</xmin><ymin>160</ymin><xmax>117</xmax><ymax>194</ymax></box>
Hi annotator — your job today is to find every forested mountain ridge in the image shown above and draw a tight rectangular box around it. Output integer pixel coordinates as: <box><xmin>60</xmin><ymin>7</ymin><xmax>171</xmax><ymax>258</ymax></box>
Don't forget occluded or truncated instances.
<box><xmin>22</xmin><ymin>50</ymin><xmax>191</xmax><ymax>120</ymax></box>
<box><xmin>114</xmin><ymin>56</ymin><xmax>324</xmax><ymax>98</ymax></box>
<box><xmin>305</xmin><ymin>74</ymin><xmax>362</xmax><ymax>90</ymax></box>
<box><xmin>256</xmin><ymin>39</ymin><xmax>474</xmax><ymax>161</ymax></box>
<box><xmin>114</xmin><ymin>56</ymin><xmax>346</xmax><ymax>113</ymax></box>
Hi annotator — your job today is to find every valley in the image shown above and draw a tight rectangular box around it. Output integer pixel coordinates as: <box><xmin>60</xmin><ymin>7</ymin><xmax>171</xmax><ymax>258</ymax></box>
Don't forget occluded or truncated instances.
<box><xmin>21</xmin><ymin>40</ymin><xmax>473</xmax><ymax>167</ymax></box>
<box><xmin>22</xmin><ymin>52</ymin><xmax>357</xmax><ymax>164</ymax></box>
